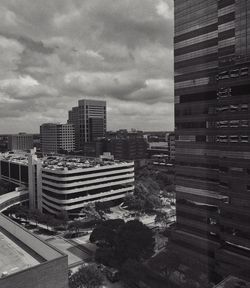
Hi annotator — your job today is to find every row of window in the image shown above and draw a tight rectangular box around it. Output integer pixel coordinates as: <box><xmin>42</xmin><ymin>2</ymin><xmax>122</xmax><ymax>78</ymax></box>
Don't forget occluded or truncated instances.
<box><xmin>216</xmin><ymin>135</ymin><xmax>249</xmax><ymax>143</ymax></box>
<box><xmin>42</xmin><ymin>176</ymin><xmax>133</xmax><ymax>191</ymax></box>
<box><xmin>177</xmin><ymin>119</ymin><xmax>250</xmax><ymax>130</ymax></box>
<box><xmin>177</xmin><ymin>163</ymin><xmax>250</xmax><ymax>175</ymax></box>
<box><xmin>42</xmin><ymin>165</ymin><xmax>132</xmax><ymax>178</ymax></box>
<box><xmin>216</xmin><ymin>120</ymin><xmax>249</xmax><ymax>128</ymax></box>
<box><xmin>216</xmin><ymin>67</ymin><xmax>249</xmax><ymax>80</ymax></box>
<box><xmin>216</xmin><ymin>103</ymin><xmax>248</xmax><ymax>112</ymax></box>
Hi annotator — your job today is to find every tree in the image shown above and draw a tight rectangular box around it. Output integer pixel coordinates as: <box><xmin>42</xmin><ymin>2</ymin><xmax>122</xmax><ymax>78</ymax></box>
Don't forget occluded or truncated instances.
<box><xmin>148</xmin><ymin>250</ymin><xmax>180</xmax><ymax>282</ymax></box>
<box><xmin>91</xmin><ymin>219</ymin><xmax>155</xmax><ymax>267</ymax></box>
<box><xmin>15</xmin><ymin>205</ymin><xmax>29</xmax><ymax>222</ymax></box>
<box><xmin>68</xmin><ymin>220</ymin><xmax>81</xmax><ymax>236</ymax></box>
<box><xmin>154</xmin><ymin>211</ymin><xmax>170</xmax><ymax>227</ymax></box>
<box><xmin>69</xmin><ymin>264</ymin><xmax>104</xmax><ymax>288</ymax></box>
<box><xmin>95</xmin><ymin>201</ymin><xmax>111</xmax><ymax>214</ymax></box>
<box><xmin>115</xmin><ymin>220</ymin><xmax>155</xmax><ymax>263</ymax></box>
<box><xmin>120</xmin><ymin>259</ymin><xmax>147</xmax><ymax>286</ymax></box>
<box><xmin>124</xmin><ymin>179</ymin><xmax>163</xmax><ymax>212</ymax></box>
<box><xmin>40</xmin><ymin>214</ymin><xmax>55</xmax><ymax>230</ymax></box>
<box><xmin>90</xmin><ymin>219</ymin><xmax>125</xmax><ymax>246</ymax></box>
<box><xmin>56</xmin><ymin>210</ymin><xmax>69</xmax><ymax>229</ymax></box>
<box><xmin>95</xmin><ymin>247</ymin><xmax>115</xmax><ymax>266</ymax></box>
<box><xmin>80</xmin><ymin>203</ymin><xmax>101</xmax><ymax>221</ymax></box>
<box><xmin>50</xmin><ymin>218</ymin><xmax>63</xmax><ymax>231</ymax></box>
<box><xmin>29</xmin><ymin>209</ymin><xmax>43</xmax><ymax>227</ymax></box>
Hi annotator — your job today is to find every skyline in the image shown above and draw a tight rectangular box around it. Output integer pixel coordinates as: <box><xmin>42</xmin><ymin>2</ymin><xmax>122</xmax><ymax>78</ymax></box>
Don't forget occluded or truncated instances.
<box><xmin>0</xmin><ymin>0</ymin><xmax>174</xmax><ymax>134</ymax></box>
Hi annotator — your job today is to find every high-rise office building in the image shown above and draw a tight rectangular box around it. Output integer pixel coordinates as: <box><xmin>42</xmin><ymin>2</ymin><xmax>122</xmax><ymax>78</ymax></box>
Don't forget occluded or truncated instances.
<box><xmin>8</xmin><ymin>133</ymin><xmax>34</xmax><ymax>151</ymax></box>
<box><xmin>40</xmin><ymin>123</ymin><xmax>75</xmax><ymax>154</ymax></box>
<box><xmin>173</xmin><ymin>0</ymin><xmax>250</xmax><ymax>280</ymax></box>
<box><xmin>68</xmin><ymin>99</ymin><xmax>106</xmax><ymax>150</ymax></box>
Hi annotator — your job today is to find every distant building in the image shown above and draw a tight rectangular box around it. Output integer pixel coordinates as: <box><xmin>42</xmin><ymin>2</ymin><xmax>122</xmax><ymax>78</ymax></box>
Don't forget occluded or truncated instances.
<box><xmin>40</xmin><ymin>123</ymin><xmax>75</xmax><ymax>154</ymax></box>
<box><xmin>143</xmin><ymin>131</ymin><xmax>170</xmax><ymax>142</ymax></box>
<box><xmin>33</xmin><ymin>134</ymin><xmax>41</xmax><ymax>151</ymax></box>
<box><xmin>8</xmin><ymin>133</ymin><xmax>33</xmax><ymax>151</ymax></box>
<box><xmin>0</xmin><ymin>135</ymin><xmax>9</xmax><ymax>152</ymax></box>
<box><xmin>147</xmin><ymin>142</ymin><xmax>169</xmax><ymax>158</ymax></box>
<box><xmin>103</xmin><ymin>130</ymin><xmax>148</xmax><ymax>160</ymax></box>
<box><xmin>68</xmin><ymin>99</ymin><xmax>106</xmax><ymax>150</ymax></box>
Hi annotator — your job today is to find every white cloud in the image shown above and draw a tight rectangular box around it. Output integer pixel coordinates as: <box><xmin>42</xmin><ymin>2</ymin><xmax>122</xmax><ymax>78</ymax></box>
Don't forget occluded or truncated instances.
<box><xmin>156</xmin><ymin>0</ymin><xmax>173</xmax><ymax>20</ymax></box>
<box><xmin>0</xmin><ymin>75</ymin><xmax>58</xmax><ymax>99</ymax></box>
<box><xmin>0</xmin><ymin>0</ymin><xmax>174</xmax><ymax>133</ymax></box>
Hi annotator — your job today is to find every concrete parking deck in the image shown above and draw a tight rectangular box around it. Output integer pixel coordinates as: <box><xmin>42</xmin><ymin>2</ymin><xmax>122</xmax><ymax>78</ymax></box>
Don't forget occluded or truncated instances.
<box><xmin>0</xmin><ymin>229</ymin><xmax>39</xmax><ymax>276</ymax></box>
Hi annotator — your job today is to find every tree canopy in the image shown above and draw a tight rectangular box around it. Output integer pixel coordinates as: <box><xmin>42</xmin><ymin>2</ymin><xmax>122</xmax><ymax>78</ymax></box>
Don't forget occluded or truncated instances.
<box><xmin>147</xmin><ymin>250</ymin><xmax>180</xmax><ymax>281</ymax></box>
<box><xmin>90</xmin><ymin>219</ymin><xmax>155</xmax><ymax>268</ymax></box>
<box><xmin>69</xmin><ymin>264</ymin><xmax>104</xmax><ymax>288</ymax></box>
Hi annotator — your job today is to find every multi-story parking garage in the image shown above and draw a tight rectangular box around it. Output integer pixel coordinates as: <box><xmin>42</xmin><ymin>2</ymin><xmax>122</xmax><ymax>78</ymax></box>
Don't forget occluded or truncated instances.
<box><xmin>41</xmin><ymin>156</ymin><xmax>134</xmax><ymax>215</ymax></box>
<box><xmin>0</xmin><ymin>150</ymin><xmax>134</xmax><ymax>215</ymax></box>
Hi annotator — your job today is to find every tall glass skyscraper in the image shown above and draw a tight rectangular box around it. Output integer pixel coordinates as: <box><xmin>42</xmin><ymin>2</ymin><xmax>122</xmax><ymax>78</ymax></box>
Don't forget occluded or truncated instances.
<box><xmin>173</xmin><ymin>0</ymin><xmax>250</xmax><ymax>280</ymax></box>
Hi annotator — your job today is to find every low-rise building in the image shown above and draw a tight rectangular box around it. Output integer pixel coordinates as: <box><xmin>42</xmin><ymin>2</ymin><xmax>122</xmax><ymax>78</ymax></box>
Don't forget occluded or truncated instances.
<box><xmin>104</xmin><ymin>130</ymin><xmax>148</xmax><ymax>160</ymax></box>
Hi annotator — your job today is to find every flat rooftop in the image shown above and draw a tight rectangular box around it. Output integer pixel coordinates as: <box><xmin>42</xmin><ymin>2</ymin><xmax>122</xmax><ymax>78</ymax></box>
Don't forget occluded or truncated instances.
<box><xmin>0</xmin><ymin>152</ymin><xmax>133</xmax><ymax>171</ymax></box>
<box><xmin>42</xmin><ymin>156</ymin><xmax>132</xmax><ymax>171</ymax></box>
<box><xmin>0</xmin><ymin>152</ymin><xmax>29</xmax><ymax>165</ymax></box>
<box><xmin>0</xmin><ymin>228</ymin><xmax>40</xmax><ymax>277</ymax></box>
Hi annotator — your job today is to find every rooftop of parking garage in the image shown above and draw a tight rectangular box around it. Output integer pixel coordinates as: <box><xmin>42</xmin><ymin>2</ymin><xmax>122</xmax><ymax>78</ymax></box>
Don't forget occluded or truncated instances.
<box><xmin>0</xmin><ymin>152</ymin><xmax>134</xmax><ymax>171</ymax></box>
<box><xmin>42</xmin><ymin>155</ymin><xmax>133</xmax><ymax>171</ymax></box>
<box><xmin>0</xmin><ymin>152</ymin><xmax>30</xmax><ymax>165</ymax></box>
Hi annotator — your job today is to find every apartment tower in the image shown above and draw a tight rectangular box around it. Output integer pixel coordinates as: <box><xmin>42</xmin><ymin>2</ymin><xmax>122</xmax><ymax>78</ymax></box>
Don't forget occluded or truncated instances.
<box><xmin>68</xmin><ymin>99</ymin><xmax>106</xmax><ymax>150</ymax></box>
<box><xmin>173</xmin><ymin>0</ymin><xmax>250</xmax><ymax>280</ymax></box>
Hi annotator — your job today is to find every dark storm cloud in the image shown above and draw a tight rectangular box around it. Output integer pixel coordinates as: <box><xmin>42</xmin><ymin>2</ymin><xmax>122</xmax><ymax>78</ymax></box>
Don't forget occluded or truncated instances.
<box><xmin>0</xmin><ymin>0</ymin><xmax>174</xmax><ymax>133</ymax></box>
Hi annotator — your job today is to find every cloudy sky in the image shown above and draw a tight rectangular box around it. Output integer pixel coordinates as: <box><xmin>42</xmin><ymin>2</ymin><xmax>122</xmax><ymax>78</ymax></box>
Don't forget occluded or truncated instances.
<box><xmin>0</xmin><ymin>0</ymin><xmax>174</xmax><ymax>134</ymax></box>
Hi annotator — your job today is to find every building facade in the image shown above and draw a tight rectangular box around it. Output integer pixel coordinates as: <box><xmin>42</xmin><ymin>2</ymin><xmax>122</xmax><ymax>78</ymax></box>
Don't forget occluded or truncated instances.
<box><xmin>168</xmin><ymin>132</ymin><xmax>175</xmax><ymax>161</ymax></box>
<box><xmin>68</xmin><ymin>99</ymin><xmax>106</xmax><ymax>150</ymax></box>
<box><xmin>0</xmin><ymin>213</ymin><xmax>68</xmax><ymax>288</ymax></box>
<box><xmin>40</xmin><ymin>123</ymin><xmax>75</xmax><ymax>154</ymax></box>
<box><xmin>173</xmin><ymin>0</ymin><xmax>250</xmax><ymax>280</ymax></box>
<box><xmin>41</xmin><ymin>156</ymin><xmax>134</xmax><ymax>215</ymax></box>
<box><xmin>8</xmin><ymin>133</ymin><xmax>33</xmax><ymax>151</ymax></box>
<box><xmin>104</xmin><ymin>130</ymin><xmax>148</xmax><ymax>160</ymax></box>
<box><xmin>0</xmin><ymin>151</ymin><xmax>134</xmax><ymax>215</ymax></box>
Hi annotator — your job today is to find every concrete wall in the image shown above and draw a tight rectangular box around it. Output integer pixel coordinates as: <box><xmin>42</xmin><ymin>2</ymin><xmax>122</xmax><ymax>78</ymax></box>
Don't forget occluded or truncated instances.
<box><xmin>0</xmin><ymin>257</ymin><xmax>68</xmax><ymax>288</ymax></box>
<box><xmin>0</xmin><ymin>213</ymin><xmax>62</xmax><ymax>260</ymax></box>
<box><xmin>0</xmin><ymin>213</ymin><xmax>68</xmax><ymax>288</ymax></box>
